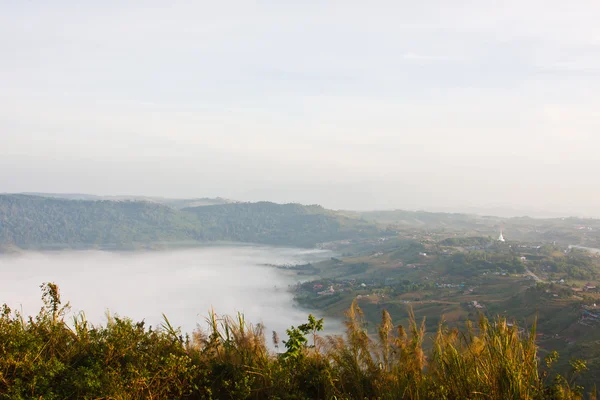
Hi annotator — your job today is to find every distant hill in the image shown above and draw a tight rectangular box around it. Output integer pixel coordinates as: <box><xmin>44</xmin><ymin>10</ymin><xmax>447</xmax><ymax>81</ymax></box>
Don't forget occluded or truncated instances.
<box><xmin>184</xmin><ymin>202</ymin><xmax>380</xmax><ymax>247</ymax></box>
<box><xmin>0</xmin><ymin>195</ymin><xmax>382</xmax><ymax>250</ymax></box>
<box><xmin>163</xmin><ymin>197</ymin><xmax>235</xmax><ymax>209</ymax></box>
<box><xmin>0</xmin><ymin>195</ymin><xmax>198</xmax><ymax>250</ymax></box>
<box><xmin>355</xmin><ymin>209</ymin><xmax>600</xmax><ymax>248</ymax></box>
<box><xmin>19</xmin><ymin>192</ymin><xmax>235</xmax><ymax>209</ymax></box>
<box><xmin>3</xmin><ymin>194</ymin><xmax>599</xmax><ymax>250</ymax></box>
<box><xmin>355</xmin><ymin>209</ymin><xmax>489</xmax><ymax>228</ymax></box>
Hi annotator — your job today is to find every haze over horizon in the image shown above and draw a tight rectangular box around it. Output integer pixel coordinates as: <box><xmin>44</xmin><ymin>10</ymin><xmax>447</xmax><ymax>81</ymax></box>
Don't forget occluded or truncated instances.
<box><xmin>2</xmin><ymin>1</ymin><xmax>599</xmax><ymax>216</ymax></box>
<box><xmin>8</xmin><ymin>190</ymin><xmax>591</xmax><ymax>219</ymax></box>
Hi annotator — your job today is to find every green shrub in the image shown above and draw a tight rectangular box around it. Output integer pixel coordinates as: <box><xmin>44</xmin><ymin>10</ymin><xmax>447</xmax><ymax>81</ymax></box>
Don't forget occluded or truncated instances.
<box><xmin>0</xmin><ymin>284</ymin><xmax>593</xmax><ymax>399</ymax></box>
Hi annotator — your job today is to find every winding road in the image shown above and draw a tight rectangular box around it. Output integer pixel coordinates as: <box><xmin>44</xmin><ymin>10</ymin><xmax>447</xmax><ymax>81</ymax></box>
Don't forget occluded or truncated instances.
<box><xmin>524</xmin><ymin>264</ymin><xmax>544</xmax><ymax>283</ymax></box>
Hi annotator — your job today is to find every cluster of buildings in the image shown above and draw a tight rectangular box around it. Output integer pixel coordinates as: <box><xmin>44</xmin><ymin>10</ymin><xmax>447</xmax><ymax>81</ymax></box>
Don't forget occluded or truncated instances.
<box><xmin>435</xmin><ymin>282</ymin><xmax>465</xmax><ymax>289</ymax></box>
<box><xmin>308</xmin><ymin>280</ymin><xmax>372</xmax><ymax>297</ymax></box>
<box><xmin>580</xmin><ymin>305</ymin><xmax>600</xmax><ymax>327</ymax></box>
<box><xmin>571</xmin><ymin>283</ymin><xmax>598</xmax><ymax>293</ymax></box>
<box><xmin>316</xmin><ymin>285</ymin><xmax>335</xmax><ymax>296</ymax></box>
<box><xmin>469</xmin><ymin>300</ymin><xmax>484</xmax><ymax>309</ymax></box>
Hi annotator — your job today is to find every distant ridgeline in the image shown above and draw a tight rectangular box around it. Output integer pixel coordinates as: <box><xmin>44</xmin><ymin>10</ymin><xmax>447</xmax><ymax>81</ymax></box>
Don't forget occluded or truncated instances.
<box><xmin>0</xmin><ymin>194</ymin><xmax>382</xmax><ymax>250</ymax></box>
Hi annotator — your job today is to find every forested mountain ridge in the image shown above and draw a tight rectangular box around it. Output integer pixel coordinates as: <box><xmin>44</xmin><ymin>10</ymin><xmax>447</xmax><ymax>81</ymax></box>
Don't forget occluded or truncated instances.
<box><xmin>0</xmin><ymin>195</ymin><xmax>381</xmax><ymax>250</ymax></box>
<box><xmin>19</xmin><ymin>192</ymin><xmax>234</xmax><ymax>209</ymax></box>
<box><xmin>0</xmin><ymin>194</ymin><xmax>198</xmax><ymax>249</ymax></box>
<box><xmin>184</xmin><ymin>202</ymin><xmax>380</xmax><ymax>246</ymax></box>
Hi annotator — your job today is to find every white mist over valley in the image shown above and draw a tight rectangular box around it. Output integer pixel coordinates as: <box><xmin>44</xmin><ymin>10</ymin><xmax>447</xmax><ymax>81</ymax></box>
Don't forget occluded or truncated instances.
<box><xmin>0</xmin><ymin>246</ymin><xmax>337</xmax><ymax>338</ymax></box>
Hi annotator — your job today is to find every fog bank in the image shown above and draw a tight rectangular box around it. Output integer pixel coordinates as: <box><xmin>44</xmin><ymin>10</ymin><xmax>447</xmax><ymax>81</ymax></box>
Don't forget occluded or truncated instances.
<box><xmin>0</xmin><ymin>246</ymin><xmax>338</xmax><ymax>339</ymax></box>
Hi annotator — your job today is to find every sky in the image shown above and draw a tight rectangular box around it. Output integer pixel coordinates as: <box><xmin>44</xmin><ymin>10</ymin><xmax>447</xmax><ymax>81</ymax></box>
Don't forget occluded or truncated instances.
<box><xmin>1</xmin><ymin>1</ymin><xmax>599</xmax><ymax>216</ymax></box>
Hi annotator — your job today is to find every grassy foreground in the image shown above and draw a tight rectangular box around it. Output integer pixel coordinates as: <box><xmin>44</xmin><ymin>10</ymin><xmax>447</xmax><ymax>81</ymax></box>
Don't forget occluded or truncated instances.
<box><xmin>0</xmin><ymin>284</ymin><xmax>595</xmax><ymax>399</ymax></box>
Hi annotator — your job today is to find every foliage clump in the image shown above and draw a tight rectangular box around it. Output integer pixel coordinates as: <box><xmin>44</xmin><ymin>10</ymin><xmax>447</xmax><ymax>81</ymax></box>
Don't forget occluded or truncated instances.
<box><xmin>0</xmin><ymin>284</ymin><xmax>594</xmax><ymax>399</ymax></box>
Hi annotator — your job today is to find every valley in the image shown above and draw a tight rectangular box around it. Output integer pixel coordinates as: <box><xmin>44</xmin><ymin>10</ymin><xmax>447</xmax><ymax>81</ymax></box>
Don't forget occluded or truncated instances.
<box><xmin>2</xmin><ymin>193</ymin><xmax>600</xmax><ymax>389</ymax></box>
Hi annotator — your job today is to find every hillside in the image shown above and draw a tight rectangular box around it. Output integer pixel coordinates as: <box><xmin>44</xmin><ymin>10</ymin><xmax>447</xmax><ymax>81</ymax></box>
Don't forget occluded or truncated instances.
<box><xmin>0</xmin><ymin>195</ymin><xmax>198</xmax><ymax>249</ymax></box>
<box><xmin>184</xmin><ymin>202</ymin><xmax>380</xmax><ymax>247</ymax></box>
<box><xmin>19</xmin><ymin>192</ymin><xmax>235</xmax><ymax>209</ymax></box>
<box><xmin>0</xmin><ymin>195</ymin><xmax>382</xmax><ymax>250</ymax></box>
<box><xmin>356</xmin><ymin>210</ymin><xmax>600</xmax><ymax>248</ymax></box>
<box><xmin>290</xmin><ymin>234</ymin><xmax>600</xmax><ymax>389</ymax></box>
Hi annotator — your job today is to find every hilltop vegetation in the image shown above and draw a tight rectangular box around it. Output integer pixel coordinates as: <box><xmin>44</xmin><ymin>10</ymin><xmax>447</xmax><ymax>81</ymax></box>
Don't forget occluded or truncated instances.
<box><xmin>0</xmin><ymin>284</ymin><xmax>592</xmax><ymax>399</ymax></box>
<box><xmin>0</xmin><ymin>194</ymin><xmax>381</xmax><ymax>250</ymax></box>
<box><xmin>3</xmin><ymin>193</ymin><xmax>598</xmax><ymax>251</ymax></box>
<box><xmin>183</xmin><ymin>202</ymin><xmax>379</xmax><ymax>247</ymax></box>
<box><xmin>19</xmin><ymin>192</ymin><xmax>235</xmax><ymax>209</ymax></box>
<box><xmin>0</xmin><ymin>195</ymin><xmax>198</xmax><ymax>249</ymax></box>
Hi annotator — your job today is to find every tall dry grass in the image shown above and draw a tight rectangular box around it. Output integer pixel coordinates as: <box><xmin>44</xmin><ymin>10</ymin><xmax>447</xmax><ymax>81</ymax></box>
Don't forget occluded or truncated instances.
<box><xmin>0</xmin><ymin>284</ymin><xmax>593</xmax><ymax>399</ymax></box>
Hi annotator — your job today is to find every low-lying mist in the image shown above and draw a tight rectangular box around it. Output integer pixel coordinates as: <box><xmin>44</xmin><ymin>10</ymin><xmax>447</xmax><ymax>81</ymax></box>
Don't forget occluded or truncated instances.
<box><xmin>0</xmin><ymin>246</ymin><xmax>340</xmax><ymax>340</ymax></box>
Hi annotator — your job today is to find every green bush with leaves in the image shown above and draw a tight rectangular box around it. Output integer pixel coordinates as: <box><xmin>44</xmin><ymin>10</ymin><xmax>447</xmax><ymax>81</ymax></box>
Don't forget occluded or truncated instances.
<box><xmin>0</xmin><ymin>284</ymin><xmax>595</xmax><ymax>399</ymax></box>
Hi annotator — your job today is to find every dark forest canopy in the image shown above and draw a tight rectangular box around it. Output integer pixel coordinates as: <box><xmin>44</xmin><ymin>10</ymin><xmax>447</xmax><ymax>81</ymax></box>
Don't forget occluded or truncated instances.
<box><xmin>0</xmin><ymin>194</ymin><xmax>382</xmax><ymax>250</ymax></box>
<box><xmin>2</xmin><ymin>193</ymin><xmax>600</xmax><ymax>251</ymax></box>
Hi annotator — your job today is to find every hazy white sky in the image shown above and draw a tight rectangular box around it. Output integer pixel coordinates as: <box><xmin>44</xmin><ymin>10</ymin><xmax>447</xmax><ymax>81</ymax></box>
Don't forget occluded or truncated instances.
<box><xmin>1</xmin><ymin>1</ymin><xmax>599</xmax><ymax>215</ymax></box>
